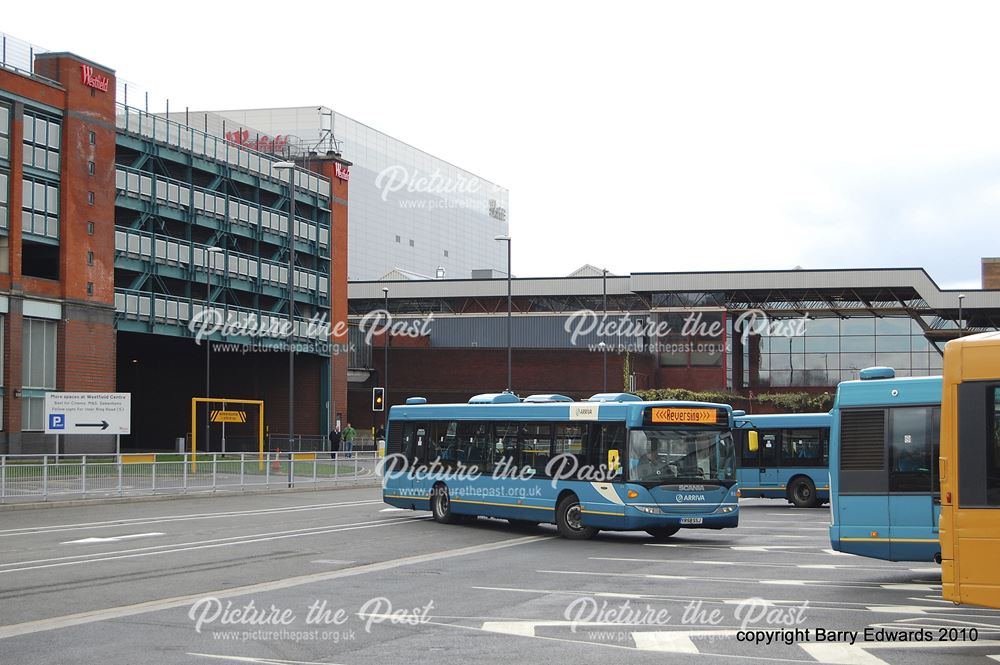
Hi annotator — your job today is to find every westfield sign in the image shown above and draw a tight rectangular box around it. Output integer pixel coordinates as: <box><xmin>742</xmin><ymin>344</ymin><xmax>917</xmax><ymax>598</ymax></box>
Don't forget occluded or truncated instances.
<box><xmin>80</xmin><ymin>65</ymin><xmax>110</xmax><ymax>92</ymax></box>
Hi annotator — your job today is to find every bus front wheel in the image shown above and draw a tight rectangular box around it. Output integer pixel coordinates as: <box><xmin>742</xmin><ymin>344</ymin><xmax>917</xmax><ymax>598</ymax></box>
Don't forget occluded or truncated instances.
<box><xmin>431</xmin><ymin>484</ymin><xmax>459</xmax><ymax>524</ymax></box>
<box><xmin>646</xmin><ymin>526</ymin><xmax>680</xmax><ymax>540</ymax></box>
<box><xmin>556</xmin><ymin>495</ymin><xmax>598</xmax><ymax>540</ymax></box>
<box><xmin>789</xmin><ymin>477</ymin><xmax>819</xmax><ymax>508</ymax></box>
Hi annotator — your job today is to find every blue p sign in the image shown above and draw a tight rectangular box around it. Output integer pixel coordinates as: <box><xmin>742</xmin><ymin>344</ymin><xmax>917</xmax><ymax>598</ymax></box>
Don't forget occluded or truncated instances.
<box><xmin>49</xmin><ymin>413</ymin><xmax>65</xmax><ymax>430</ymax></box>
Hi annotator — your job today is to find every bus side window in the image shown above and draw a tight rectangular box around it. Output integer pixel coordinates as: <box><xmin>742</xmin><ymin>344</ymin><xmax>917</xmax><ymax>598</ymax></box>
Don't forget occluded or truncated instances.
<box><xmin>519</xmin><ymin>423</ymin><xmax>552</xmax><ymax>476</ymax></box>
<box><xmin>494</xmin><ymin>423</ymin><xmax>520</xmax><ymax>472</ymax></box>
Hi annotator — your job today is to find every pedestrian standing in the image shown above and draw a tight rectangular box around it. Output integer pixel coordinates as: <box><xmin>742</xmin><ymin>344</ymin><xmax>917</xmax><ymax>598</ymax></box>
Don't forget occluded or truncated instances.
<box><xmin>342</xmin><ymin>422</ymin><xmax>356</xmax><ymax>458</ymax></box>
<box><xmin>328</xmin><ymin>426</ymin><xmax>342</xmax><ymax>459</ymax></box>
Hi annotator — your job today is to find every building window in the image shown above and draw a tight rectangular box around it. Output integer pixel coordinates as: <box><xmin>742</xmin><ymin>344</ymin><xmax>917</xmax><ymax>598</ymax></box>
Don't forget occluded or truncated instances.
<box><xmin>443</xmin><ymin>249</ymin><xmax>449</xmax><ymax>257</ymax></box>
<box><xmin>21</xmin><ymin>177</ymin><xmax>59</xmax><ymax>240</ymax></box>
<box><xmin>21</xmin><ymin>317</ymin><xmax>57</xmax><ymax>431</ymax></box>
<box><xmin>22</xmin><ymin>110</ymin><xmax>61</xmax><ymax>174</ymax></box>
<box><xmin>395</xmin><ymin>235</ymin><xmax>401</xmax><ymax>243</ymax></box>
<box><xmin>0</xmin><ymin>170</ymin><xmax>8</xmax><ymax>231</ymax></box>
<box><xmin>88</xmin><ymin>161</ymin><xmax>95</xmax><ymax>176</ymax></box>
<box><xmin>89</xmin><ymin>131</ymin><xmax>96</xmax><ymax>145</ymax></box>
<box><xmin>86</xmin><ymin>282</ymin><xmax>94</xmax><ymax>295</ymax></box>
<box><xmin>87</xmin><ymin>222</ymin><xmax>95</xmax><ymax>235</ymax></box>
<box><xmin>87</xmin><ymin>191</ymin><xmax>95</xmax><ymax>206</ymax></box>
<box><xmin>0</xmin><ymin>104</ymin><xmax>9</xmax><ymax>159</ymax></box>
<box><xmin>86</xmin><ymin>251</ymin><xmax>94</xmax><ymax>266</ymax></box>
<box><xmin>409</xmin><ymin>239</ymin><xmax>414</xmax><ymax>247</ymax></box>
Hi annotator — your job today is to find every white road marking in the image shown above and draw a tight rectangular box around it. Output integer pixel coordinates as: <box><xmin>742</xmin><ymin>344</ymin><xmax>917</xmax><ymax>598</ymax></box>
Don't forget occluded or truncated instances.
<box><xmin>379</xmin><ymin>508</ymin><xmax>406</xmax><ymax>512</ymax></box>
<box><xmin>864</xmin><ymin>606</ymin><xmax>928</xmax><ymax>614</ymax></box>
<box><xmin>879</xmin><ymin>584</ymin><xmax>938</xmax><ymax>591</ymax></box>
<box><xmin>0</xmin><ymin>499</ymin><xmax>383</xmax><ymax>537</ymax></box>
<box><xmin>633</xmin><ymin>630</ymin><xmax>738</xmax><ymax>653</ymax></box>
<box><xmin>309</xmin><ymin>559</ymin><xmax>355</xmax><ymax>565</ymax></box>
<box><xmin>800</xmin><ymin>643</ymin><xmax>888</xmax><ymax>665</ymax></box>
<box><xmin>909</xmin><ymin>568</ymin><xmax>941</xmax><ymax>574</ymax></box>
<box><xmin>0</xmin><ymin>516</ymin><xmax>431</xmax><ymax>574</ymax></box>
<box><xmin>823</xmin><ymin>549</ymin><xmax>855</xmax><ymax>557</ymax></box>
<box><xmin>189</xmin><ymin>654</ymin><xmax>342</xmax><ymax>665</ymax></box>
<box><xmin>61</xmin><ymin>532</ymin><xmax>164</xmax><ymax>545</ymax></box>
<box><xmin>0</xmin><ymin>535</ymin><xmax>552</xmax><ymax>640</ymax></box>
<box><xmin>988</xmin><ymin>656</ymin><xmax>1000</xmax><ymax>662</ymax></box>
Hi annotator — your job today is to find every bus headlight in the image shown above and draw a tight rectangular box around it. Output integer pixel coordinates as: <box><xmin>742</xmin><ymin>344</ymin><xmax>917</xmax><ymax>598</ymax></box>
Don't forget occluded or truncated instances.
<box><xmin>634</xmin><ymin>505</ymin><xmax>663</xmax><ymax>515</ymax></box>
<box><xmin>713</xmin><ymin>505</ymin><xmax>737</xmax><ymax>514</ymax></box>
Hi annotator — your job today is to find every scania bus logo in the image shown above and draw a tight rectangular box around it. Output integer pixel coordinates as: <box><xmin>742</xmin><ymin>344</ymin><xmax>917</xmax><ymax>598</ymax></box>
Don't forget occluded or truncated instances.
<box><xmin>677</xmin><ymin>484</ymin><xmax>706</xmax><ymax>491</ymax></box>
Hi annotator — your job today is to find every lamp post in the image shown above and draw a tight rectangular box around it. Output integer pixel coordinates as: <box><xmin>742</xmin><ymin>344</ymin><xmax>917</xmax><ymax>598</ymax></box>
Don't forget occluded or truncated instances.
<box><xmin>274</xmin><ymin>161</ymin><xmax>297</xmax><ymax>456</ymax></box>
<box><xmin>602</xmin><ymin>268</ymin><xmax>608</xmax><ymax>392</ymax></box>
<box><xmin>204</xmin><ymin>245</ymin><xmax>222</xmax><ymax>454</ymax></box>
<box><xmin>382</xmin><ymin>287</ymin><xmax>389</xmax><ymax>430</ymax></box>
<box><xmin>958</xmin><ymin>294</ymin><xmax>966</xmax><ymax>336</ymax></box>
<box><xmin>494</xmin><ymin>235</ymin><xmax>512</xmax><ymax>392</ymax></box>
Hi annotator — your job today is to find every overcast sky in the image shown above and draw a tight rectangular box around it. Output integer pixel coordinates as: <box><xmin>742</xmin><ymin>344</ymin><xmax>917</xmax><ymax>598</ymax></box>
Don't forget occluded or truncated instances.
<box><xmin>6</xmin><ymin>2</ymin><xmax>998</xmax><ymax>288</ymax></box>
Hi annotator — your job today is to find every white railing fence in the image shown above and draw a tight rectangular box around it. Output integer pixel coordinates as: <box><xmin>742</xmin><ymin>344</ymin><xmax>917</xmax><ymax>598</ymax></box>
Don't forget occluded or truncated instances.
<box><xmin>0</xmin><ymin>452</ymin><xmax>379</xmax><ymax>504</ymax></box>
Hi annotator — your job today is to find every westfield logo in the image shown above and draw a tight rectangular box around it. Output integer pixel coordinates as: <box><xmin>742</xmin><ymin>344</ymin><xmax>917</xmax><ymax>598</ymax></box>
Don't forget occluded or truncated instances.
<box><xmin>80</xmin><ymin>65</ymin><xmax>110</xmax><ymax>92</ymax></box>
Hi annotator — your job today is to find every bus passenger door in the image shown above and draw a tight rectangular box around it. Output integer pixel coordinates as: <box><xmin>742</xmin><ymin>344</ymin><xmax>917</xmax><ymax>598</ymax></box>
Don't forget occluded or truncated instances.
<box><xmin>408</xmin><ymin>423</ymin><xmax>431</xmax><ymax>501</ymax></box>
<box><xmin>759</xmin><ymin>432</ymin><xmax>779</xmax><ymax>490</ymax></box>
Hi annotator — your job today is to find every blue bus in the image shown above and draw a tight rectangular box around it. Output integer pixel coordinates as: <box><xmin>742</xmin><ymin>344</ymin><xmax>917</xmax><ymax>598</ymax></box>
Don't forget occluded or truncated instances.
<box><xmin>828</xmin><ymin>367</ymin><xmax>942</xmax><ymax>562</ymax></box>
<box><xmin>734</xmin><ymin>412</ymin><xmax>832</xmax><ymax>508</ymax></box>
<box><xmin>382</xmin><ymin>392</ymin><xmax>739</xmax><ymax>540</ymax></box>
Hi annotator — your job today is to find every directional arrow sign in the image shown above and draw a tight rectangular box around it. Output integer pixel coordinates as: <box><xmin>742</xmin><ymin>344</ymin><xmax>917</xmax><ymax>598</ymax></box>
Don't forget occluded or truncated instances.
<box><xmin>44</xmin><ymin>393</ymin><xmax>130</xmax><ymax>435</ymax></box>
<box><xmin>76</xmin><ymin>421</ymin><xmax>110</xmax><ymax>430</ymax></box>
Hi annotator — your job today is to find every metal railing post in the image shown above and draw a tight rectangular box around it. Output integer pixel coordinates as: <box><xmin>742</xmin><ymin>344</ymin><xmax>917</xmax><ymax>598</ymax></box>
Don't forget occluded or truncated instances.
<box><xmin>118</xmin><ymin>457</ymin><xmax>123</xmax><ymax>497</ymax></box>
<box><xmin>81</xmin><ymin>455</ymin><xmax>87</xmax><ymax>498</ymax></box>
<box><xmin>354</xmin><ymin>454</ymin><xmax>359</xmax><ymax>485</ymax></box>
<box><xmin>183</xmin><ymin>453</ymin><xmax>188</xmax><ymax>494</ymax></box>
<box><xmin>240</xmin><ymin>453</ymin><xmax>245</xmax><ymax>491</ymax></box>
<box><xmin>212</xmin><ymin>454</ymin><xmax>217</xmax><ymax>493</ymax></box>
<box><xmin>1</xmin><ymin>455</ymin><xmax>5</xmax><ymax>504</ymax></box>
<box><xmin>43</xmin><ymin>455</ymin><xmax>48</xmax><ymax>501</ymax></box>
<box><xmin>265</xmin><ymin>450</ymin><xmax>271</xmax><ymax>487</ymax></box>
<box><xmin>312</xmin><ymin>457</ymin><xmax>317</xmax><ymax>485</ymax></box>
<box><xmin>334</xmin><ymin>452</ymin><xmax>339</xmax><ymax>483</ymax></box>
<box><xmin>151</xmin><ymin>460</ymin><xmax>157</xmax><ymax>495</ymax></box>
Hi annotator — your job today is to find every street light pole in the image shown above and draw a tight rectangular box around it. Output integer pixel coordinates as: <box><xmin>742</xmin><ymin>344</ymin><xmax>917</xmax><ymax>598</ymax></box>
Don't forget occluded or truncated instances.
<box><xmin>958</xmin><ymin>294</ymin><xmax>966</xmax><ymax>336</ymax></box>
<box><xmin>494</xmin><ymin>235</ymin><xmax>512</xmax><ymax>392</ymax></box>
<box><xmin>274</xmin><ymin>161</ymin><xmax>297</xmax><ymax>456</ymax></box>
<box><xmin>204</xmin><ymin>245</ymin><xmax>221</xmax><ymax>455</ymax></box>
<box><xmin>602</xmin><ymin>268</ymin><xmax>608</xmax><ymax>392</ymax></box>
<box><xmin>383</xmin><ymin>287</ymin><xmax>389</xmax><ymax>430</ymax></box>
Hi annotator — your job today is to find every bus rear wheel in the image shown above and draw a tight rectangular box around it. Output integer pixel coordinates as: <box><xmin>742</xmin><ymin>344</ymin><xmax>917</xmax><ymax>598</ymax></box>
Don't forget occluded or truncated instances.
<box><xmin>646</xmin><ymin>526</ymin><xmax>680</xmax><ymax>540</ymax></box>
<box><xmin>556</xmin><ymin>495</ymin><xmax>598</xmax><ymax>540</ymax></box>
<box><xmin>431</xmin><ymin>484</ymin><xmax>459</xmax><ymax>524</ymax></box>
<box><xmin>789</xmin><ymin>477</ymin><xmax>819</xmax><ymax>508</ymax></box>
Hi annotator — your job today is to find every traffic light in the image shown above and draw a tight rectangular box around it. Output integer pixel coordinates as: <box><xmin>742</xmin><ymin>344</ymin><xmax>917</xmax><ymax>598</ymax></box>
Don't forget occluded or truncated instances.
<box><xmin>372</xmin><ymin>387</ymin><xmax>385</xmax><ymax>411</ymax></box>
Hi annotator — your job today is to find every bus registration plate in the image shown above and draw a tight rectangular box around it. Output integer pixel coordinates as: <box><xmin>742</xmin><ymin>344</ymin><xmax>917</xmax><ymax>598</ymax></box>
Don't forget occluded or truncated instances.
<box><xmin>680</xmin><ymin>517</ymin><xmax>703</xmax><ymax>525</ymax></box>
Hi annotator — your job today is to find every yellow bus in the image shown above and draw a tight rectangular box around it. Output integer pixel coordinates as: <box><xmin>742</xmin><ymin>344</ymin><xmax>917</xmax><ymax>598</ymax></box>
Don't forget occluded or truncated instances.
<box><xmin>940</xmin><ymin>331</ymin><xmax>1000</xmax><ymax>608</ymax></box>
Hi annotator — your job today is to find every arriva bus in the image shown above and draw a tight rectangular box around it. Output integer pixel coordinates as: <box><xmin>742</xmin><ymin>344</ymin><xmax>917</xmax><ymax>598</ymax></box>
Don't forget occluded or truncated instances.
<box><xmin>381</xmin><ymin>392</ymin><xmax>739</xmax><ymax>540</ymax></box>
<box><xmin>828</xmin><ymin>367</ymin><xmax>941</xmax><ymax>562</ymax></box>
<box><xmin>734</xmin><ymin>412</ymin><xmax>832</xmax><ymax>508</ymax></box>
<box><xmin>940</xmin><ymin>331</ymin><xmax>1000</xmax><ymax>608</ymax></box>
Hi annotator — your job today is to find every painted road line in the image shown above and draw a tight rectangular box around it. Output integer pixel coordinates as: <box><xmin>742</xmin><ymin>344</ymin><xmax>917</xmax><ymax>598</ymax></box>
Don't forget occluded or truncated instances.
<box><xmin>632</xmin><ymin>630</ymin><xmax>740</xmax><ymax>654</ymax></box>
<box><xmin>309</xmin><ymin>559</ymin><xmax>356</xmax><ymax>565</ymax></box>
<box><xmin>0</xmin><ymin>499</ymin><xmax>384</xmax><ymax>537</ymax></box>
<box><xmin>61</xmin><ymin>532</ymin><xmax>164</xmax><ymax>545</ymax></box>
<box><xmin>0</xmin><ymin>534</ymin><xmax>553</xmax><ymax>640</ymax></box>
<box><xmin>800</xmin><ymin>643</ymin><xmax>889</xmax><ymax>665</ymax></box>
<box><xmin>379</xmin><ymin>508</ymin><xmax>406</xmax><ymax>512</ymax></box>
<box><xmin>472</xmin><ymin>586</ymin><xmax>980</xmax><ymax>616</ymax></box>
<box><xmin>0</xmin><ymin>516</ymin><xmax>432</xmax><ymax>574</ymax></box>
<box><xmin>189</xmin><ymin>655</ymin><xmax>343</xmax><ymax>665</ymax></box>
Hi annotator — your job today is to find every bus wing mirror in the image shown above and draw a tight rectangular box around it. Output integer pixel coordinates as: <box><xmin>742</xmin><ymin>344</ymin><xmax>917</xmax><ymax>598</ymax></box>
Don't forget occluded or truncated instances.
<box><xmin>748</xmin><ymin>431</ymin><xmax>759</xmax><ymax>453</ymax></box>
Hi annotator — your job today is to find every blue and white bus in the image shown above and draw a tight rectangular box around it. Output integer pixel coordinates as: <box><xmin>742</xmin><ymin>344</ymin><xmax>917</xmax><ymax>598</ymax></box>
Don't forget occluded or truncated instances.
<box><xmin>828</xmin><ymin>367</ymin><xmax>942</xmax><ymax>562</ymax></box>
<box><xmin>382</xmin><ymin>392</ymin><xmax>739</xmax><ymax>540</ymax></box>
<box><xmin>734</xmin><ymin>413</ymin><xmax>832</xmax><ymax>508</ymax></box>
